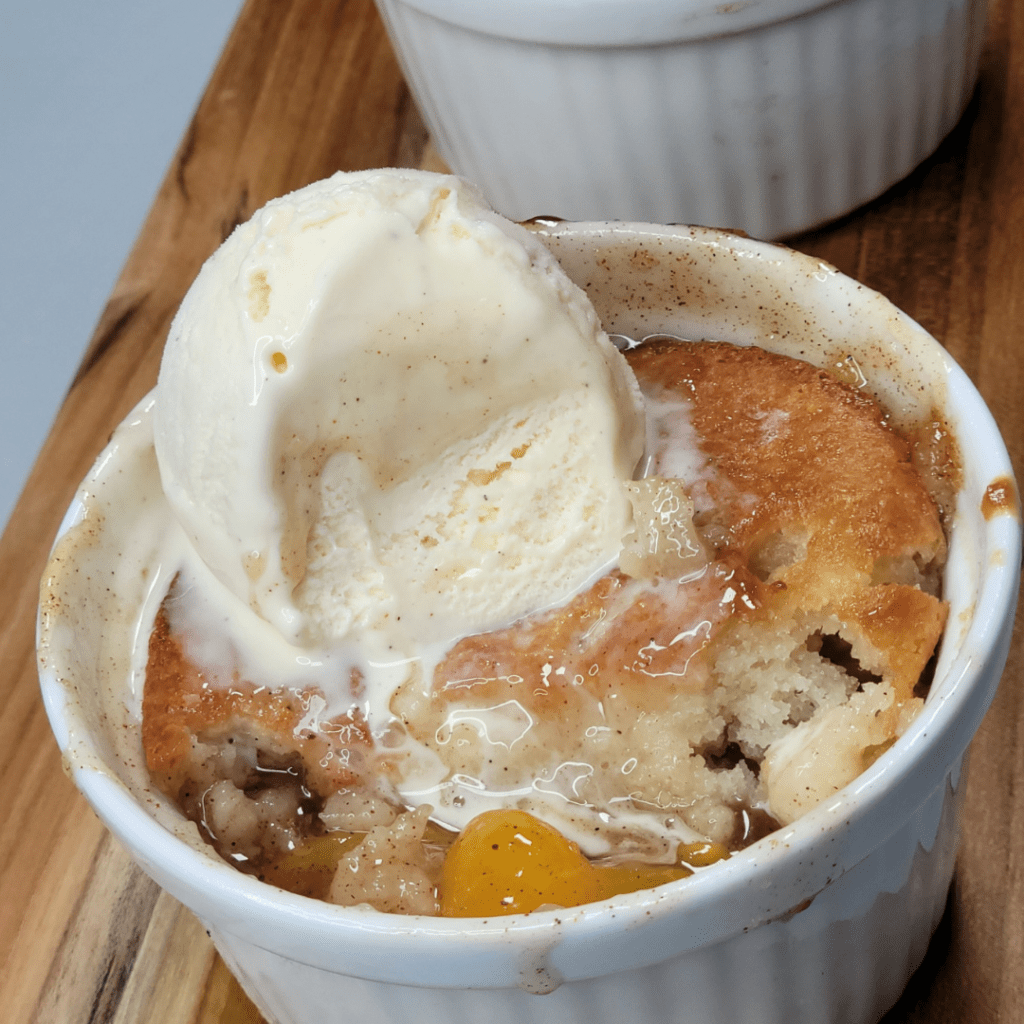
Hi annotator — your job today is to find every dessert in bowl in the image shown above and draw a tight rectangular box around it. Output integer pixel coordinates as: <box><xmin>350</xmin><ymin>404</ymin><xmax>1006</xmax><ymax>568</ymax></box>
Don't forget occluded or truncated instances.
<box><xmin>38</xmin><ymin>171</ymin><xmax>1020</xmax><ymax>1024</ymax></box>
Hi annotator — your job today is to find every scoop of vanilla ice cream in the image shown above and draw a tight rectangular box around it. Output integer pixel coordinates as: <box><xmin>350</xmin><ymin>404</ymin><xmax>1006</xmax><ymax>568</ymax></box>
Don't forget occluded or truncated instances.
<box><xmin>154</xmin><ymin>169</ymin><xmax>644</xmax><ymax>649</ymax></box>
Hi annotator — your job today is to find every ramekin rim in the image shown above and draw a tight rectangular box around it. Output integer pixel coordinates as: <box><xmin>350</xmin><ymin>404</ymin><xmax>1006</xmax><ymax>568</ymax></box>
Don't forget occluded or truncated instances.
<box><xmin>380</xmin><ymin>0</ymin><xmax>856</xmax><ymax>48</ymax></box>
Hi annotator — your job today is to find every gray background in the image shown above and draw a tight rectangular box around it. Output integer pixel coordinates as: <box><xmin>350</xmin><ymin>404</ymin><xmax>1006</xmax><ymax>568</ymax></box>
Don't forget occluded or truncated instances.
<box><xmin>1</xmin><ymin>1</ymin><xmax>244</xmax><ymax>529</ymax></box>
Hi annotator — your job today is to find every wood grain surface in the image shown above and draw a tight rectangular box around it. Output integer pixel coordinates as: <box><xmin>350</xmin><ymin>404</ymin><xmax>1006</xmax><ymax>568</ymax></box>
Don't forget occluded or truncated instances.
<box><xmin>3</xmin><ymin>0</ymin><xmax>1022</xmax><ymax>1021</ymax></box>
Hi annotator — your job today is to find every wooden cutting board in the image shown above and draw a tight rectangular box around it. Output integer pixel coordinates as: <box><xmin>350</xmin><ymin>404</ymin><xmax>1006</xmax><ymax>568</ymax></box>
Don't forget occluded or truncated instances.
<box><xmin>2</xmin><ymin>0</ymin><xmax>1022</xmax><ymax>1021</ymax></box>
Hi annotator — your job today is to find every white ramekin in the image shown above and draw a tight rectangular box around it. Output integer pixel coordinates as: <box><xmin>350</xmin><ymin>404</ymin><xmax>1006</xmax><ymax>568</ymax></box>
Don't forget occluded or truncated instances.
<box><xmin>374</xmin><ymin>0</ymin><xmax>986</xmax><ymax>238</ymax></box>
<box><xmin>38</xmin><ymin>223</ymin><xmax>1020</xmax><ymax>1024</ymax></box>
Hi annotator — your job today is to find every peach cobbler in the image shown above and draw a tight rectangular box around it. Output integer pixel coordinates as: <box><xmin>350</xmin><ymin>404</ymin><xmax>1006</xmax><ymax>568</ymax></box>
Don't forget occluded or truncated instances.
<box><xmin>143</xmin><ymin>339</ymin><xmax>952</xmax><ymax>917</ymax></box>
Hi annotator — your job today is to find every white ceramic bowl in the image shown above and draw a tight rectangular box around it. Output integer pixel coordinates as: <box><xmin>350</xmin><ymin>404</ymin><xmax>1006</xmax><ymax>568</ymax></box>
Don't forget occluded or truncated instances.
<box><xmin>374</xmin><ymin>0</ymin><xmax>986</xmax><ymax>237</ymax></box>
<box><xmin>38</xmin><ymin>223</ymin><xmax>1019</xmax><ymax>1024</ymax></box>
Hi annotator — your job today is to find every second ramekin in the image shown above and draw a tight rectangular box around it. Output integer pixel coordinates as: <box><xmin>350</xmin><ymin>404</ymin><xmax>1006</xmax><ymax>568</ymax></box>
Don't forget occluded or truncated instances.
<box><xmin>374</xmin><ymin>0</ymin><xmax>986</xmax><ymax>237</ymax></box>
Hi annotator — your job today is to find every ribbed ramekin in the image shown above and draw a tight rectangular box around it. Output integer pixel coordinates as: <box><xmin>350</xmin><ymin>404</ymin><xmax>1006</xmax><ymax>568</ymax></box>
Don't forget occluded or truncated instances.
<box><xmin>375</xmin><ymin>0</ymin><xmax>986</xmax><ymax>237</ymax></box>
<box><xmin>38</xmin><ymin>222</ymin><xmax>1019</xmax><ymax>1024</ymax></box>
